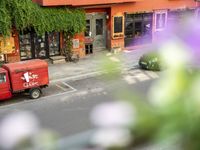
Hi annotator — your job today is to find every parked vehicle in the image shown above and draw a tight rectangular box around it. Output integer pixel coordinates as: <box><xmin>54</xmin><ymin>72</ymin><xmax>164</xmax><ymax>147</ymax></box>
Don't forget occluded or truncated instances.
<box><xmin>139</xmin><ymin>51</ymin><xmax>162</xmax><ymax>71</ymax></box>
<box><xmin>0</xmin><ymin>59</ymin><xmax>49</xmax><ymax>100</ymax></box>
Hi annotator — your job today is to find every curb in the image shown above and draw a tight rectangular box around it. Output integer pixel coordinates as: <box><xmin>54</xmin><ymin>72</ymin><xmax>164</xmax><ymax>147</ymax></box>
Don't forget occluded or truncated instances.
<box><xmin>50</xmin><ymin>63</ymin><xmax>139</xmax><ymax>83</ymax></box>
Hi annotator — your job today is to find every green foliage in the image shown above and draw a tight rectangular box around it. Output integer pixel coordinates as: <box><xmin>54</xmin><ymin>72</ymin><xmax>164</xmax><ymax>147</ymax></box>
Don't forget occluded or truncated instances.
<box><xmin>0</xmin><ymin>0</ymin><xmax>11</xmax><ymax>36</ymax></box>
<box><xmin>139</xmin><ymin>51</ymin><xmax>162</xmax><ymax>71</ymax></box>
<box><xmin>0</xmin><ymin>0</ymin><xmax>85</xmax><ymax>36</ymax></box>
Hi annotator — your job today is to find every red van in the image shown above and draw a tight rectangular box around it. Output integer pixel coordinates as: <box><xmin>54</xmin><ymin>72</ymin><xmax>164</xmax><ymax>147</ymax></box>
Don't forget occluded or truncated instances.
<box><xmin>0</xmin><ymin>59</ymin><xmax>49</xmax><ymax>100</ymax></box>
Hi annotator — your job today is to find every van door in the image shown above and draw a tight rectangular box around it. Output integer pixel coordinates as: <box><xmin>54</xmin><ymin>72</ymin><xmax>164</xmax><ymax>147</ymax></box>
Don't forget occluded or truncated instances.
<box><xmin>0</xmin><ymin>70</ymin><xmax>12</xmax><ymax>100</ymax></box>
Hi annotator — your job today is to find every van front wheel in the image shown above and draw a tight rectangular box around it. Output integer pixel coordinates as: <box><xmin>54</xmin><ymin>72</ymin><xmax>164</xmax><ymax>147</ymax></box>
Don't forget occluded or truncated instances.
<box><xmin>29</xmin><ymin>88</ymin><xmax>41</xmax><ymax>99</ymax></box>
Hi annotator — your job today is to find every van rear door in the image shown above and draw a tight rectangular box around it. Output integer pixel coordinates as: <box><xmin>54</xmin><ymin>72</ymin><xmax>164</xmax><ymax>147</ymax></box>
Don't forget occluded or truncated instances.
<box><xmin>0</xmin><ymin>68</ymin><xmax>12</xmax><ymax>100</ymax></box>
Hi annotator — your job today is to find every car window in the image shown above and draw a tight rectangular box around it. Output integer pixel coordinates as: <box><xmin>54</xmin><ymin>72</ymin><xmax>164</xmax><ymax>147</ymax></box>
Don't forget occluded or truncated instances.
<box><xmin>0</xmin><ymin>73</ymin><xmax>6</xmax><ymax>84</ymax></box>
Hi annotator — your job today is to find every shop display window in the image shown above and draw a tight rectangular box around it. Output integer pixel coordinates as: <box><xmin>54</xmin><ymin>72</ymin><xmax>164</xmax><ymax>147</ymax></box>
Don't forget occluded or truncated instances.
<box><xmin>48</xmin><ymin>32</ymin><xmax>60</xmax><ymax>56</ymax></box>
<box><xmin>19</xmin><ymin>33</ymin><xmax>33</xmax><ymax>60</ymax></box>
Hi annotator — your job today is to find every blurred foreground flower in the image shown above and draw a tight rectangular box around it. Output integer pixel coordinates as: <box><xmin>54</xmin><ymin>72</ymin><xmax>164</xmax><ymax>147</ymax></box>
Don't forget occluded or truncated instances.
<box><xmin>0</xmin><ymin>111</ymin><xmax>39</xmax><ymax>150</ymax></box>
<box><xmin>0</xmin><ymin>111</ymin><xmax>58</xmax><ymax>150</ymax></box>
<box><xmin>89</xmin><ymin>16</ymin><xmax>200</xmax><ymax>150</ymax></box>
<box><xmin>90</xmin><ymin>101</ymin><xmax>135</xmax><ymax>149</ymax></box>
<box><xmin>90</xmin><ymin>101</ymin><xmax>135</xmax><ymax>128</ymax></box>
<box><xmin>91</xmin><ymin>128</ymin><xmax>131</xmax><ymax>149</ymax></box>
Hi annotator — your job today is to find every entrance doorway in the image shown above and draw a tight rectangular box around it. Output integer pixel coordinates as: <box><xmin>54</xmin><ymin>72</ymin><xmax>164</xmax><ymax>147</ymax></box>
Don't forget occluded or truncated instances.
<box><xmin>85</xmin><ymin>13</ymin><xmax>106</xmax><ymax>54</ymax></box>
<box><xmin>125</xmin><ymin>13</ymin><xmax>153</xmax><ymax>47</ymax></box>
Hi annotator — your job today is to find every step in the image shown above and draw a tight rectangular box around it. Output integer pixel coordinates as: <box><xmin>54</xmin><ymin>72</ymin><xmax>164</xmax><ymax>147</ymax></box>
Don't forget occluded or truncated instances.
<box><xmin>49</xmin><ymin>56</ymin><xmax>66</xmax><ymax>64</ymax></box>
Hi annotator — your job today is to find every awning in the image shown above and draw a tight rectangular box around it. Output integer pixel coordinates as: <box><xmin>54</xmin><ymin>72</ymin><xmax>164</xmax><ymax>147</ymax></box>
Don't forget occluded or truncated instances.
<box><xmin>33</xmin><ymin>0</ymin><xmax>141</xmax><ymax>6</ymax></box>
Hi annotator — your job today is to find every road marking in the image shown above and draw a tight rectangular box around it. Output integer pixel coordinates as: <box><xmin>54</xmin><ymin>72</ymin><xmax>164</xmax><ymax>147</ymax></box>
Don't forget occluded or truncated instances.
<box><xmin>129</xmin><ymin>69</ymin><xmax>143</xmax><ymax>75</ymax></box>
<box><xmin>42</xmin><ymin>82</ymin><xmax>77</xmax><ymax>99</ymax></box>
<box><xmin>109</xmin><ymin>56</ymin><xmax>120</xmax><ymax>62</ymax></box>
<box><xmin>134</xmin><ymin>73</ymin><xmax>150</xmax><ymax>81</ymax></box>
<box><xmin>123</xmin><ymin>75</ymin><xmax>136</xmax><ymax>84</ymax></box>
<box><xmin>76</xmin><ymin>91</ymin><xmax>89</xmax><ymax>96</ymax></box>
<box><xmin>145</xmin><ymin>71</ymin><xmax>159</xmax><ymax>78</ymax></box>
<box><xmin>123</xmin><ymin>70</ymin><xmax>159</xmax><ymax>85</ymax></box>
<box><xmin>90</xmin><ymin>87</ymin><xmax>104</xmax><ymax>93</ymax></box>
<box><xmin>55</xmin><ymin>83</ymin><xmax>68</xmax><ymax>92</ymax></box>
<box><xmin>62</xmin><ymin>82</ymin><xmax>77</xmax><ymax>91</ymax></box>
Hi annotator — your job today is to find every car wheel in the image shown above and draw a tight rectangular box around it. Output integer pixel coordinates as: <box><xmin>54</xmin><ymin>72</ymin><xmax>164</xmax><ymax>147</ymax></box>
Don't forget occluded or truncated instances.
<box><xmin>29</xmin><ymin>88</ymin><xmax>41</xmax><ymax>99</ymax></box>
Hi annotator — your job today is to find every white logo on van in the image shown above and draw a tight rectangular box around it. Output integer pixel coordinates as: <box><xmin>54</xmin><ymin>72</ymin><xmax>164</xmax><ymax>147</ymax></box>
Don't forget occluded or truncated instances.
<box><xmin>21</xmin><ymin>72</ymin><xmax>39</xmax><ymax>83</ymax></box>
<box><xmin>21</xmin><ymin>72</ymin><xmax>39</xmax><ymax>88</ymax></box>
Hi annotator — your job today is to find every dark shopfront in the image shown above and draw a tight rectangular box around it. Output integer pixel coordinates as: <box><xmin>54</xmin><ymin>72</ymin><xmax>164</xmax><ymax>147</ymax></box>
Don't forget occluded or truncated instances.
<box><xmin>167</xmin><ymin>9</ymin><xmax>196</xmax><ymax>26</ymax></box>
<box><xmin>19</xmin><ymin>30</ymin><xmax>60</xmax><ymax>60</ymax></box>
<box><xmin>125</xmin><ymin>13</ymin><xmax>153</xmax><ymax>47</ymax></box>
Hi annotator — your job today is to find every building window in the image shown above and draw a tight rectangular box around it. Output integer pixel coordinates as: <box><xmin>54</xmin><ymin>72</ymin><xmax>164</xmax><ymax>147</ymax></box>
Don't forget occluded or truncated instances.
<box><xmin>85</xmin><ymin>44</ymin><xmax>93</xmax><ymax>55</ymax></box>
<box><xmin>155</xmin><ymin>11</ymin><xmax>167</xmax><ymax>31</ymax></box>
<box><xmin>85</xmin><ymin>20</ymin><xmax>91</xmax><ymax>37</ymax></box>
<box><xmin>114</xmin><ymin>16</ymin><xmax>123</xmax><ymax>33</ymax></box>
<box><xmin>19</xmin><ymin>32</ymin><xmax>33</xmax><ymax>60</ymax></box>
<box><xmin>125</xmin><ymin>21</ymin><xmax>134</xmax><ymax>38</ymax></box>
<box><xmin>0</xmin><ymin>73</ymin><xmax>6</xmax><ymax>84</ymax></box>
<box><xmin>96</xmin><ymin>19</ymin><xmax>103</xmax><ymax>35</ymax></box>
<box><xmin>168</xmin><ymin>9</ymin><xmax>195</xmax><ymax>27</ymax></box>
<box><xmin>34</xmin><ymin>34</ymin><xmax>47</xmax><ymax>58</ymax></box>
<box><xmin>125</xmin><ymin>13</ymin><xmax>153</xmax><ymax>47</ymax></box>
<box><xmin>48</xmin><ymin>32</ymin><xmax>60</xmax><ymax>56</ymax></box>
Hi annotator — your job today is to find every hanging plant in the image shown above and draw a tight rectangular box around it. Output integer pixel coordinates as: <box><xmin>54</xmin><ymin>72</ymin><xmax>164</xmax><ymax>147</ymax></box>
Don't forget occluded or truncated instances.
<box><xmin>0</xmin><ymin>0</ymin><xmax>86</xmax><ymax>37</ymax></box>
<box><xmin>0</xmin><ymin>0</ymin><xmax>11</xmax><ymax>36</ymax></box>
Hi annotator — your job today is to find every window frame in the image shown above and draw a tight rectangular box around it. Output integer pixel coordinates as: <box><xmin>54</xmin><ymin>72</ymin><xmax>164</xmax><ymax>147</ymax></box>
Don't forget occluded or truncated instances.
<box><xmin>154</xmin><ymin>10</ymin><xmax>168</xmax><ymax>31</ymax></box>
<box><xmin>112</xmin><ymin>15</ymin><xmax>124</xmax><ymax>39</ymax></box>
<box><xmin>0</xmin><ymin>73</ymin><xmax>6</xmax><ymax>84</ymax></box>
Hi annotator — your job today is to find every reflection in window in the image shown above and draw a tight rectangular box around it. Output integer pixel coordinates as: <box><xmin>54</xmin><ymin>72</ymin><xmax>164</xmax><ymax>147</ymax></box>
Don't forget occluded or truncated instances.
<box><xmin>0</xmin><ymin>73</ymin><xmax>6</xmax><ymax>84</ymax></box>
<box><xmin>85</xmin><ymin>20</ymin><xmax>91</xmax><ymax>37</ymax></box>
<box><xmin>156</xmin><ymin>13</ymin><xmax>166</xmax><ymax>30</ymax></box>
<box><xmin>125</xmin><ymin>13</ymin><xmax>153</xmax><ymax>47</ymax></box>
<box><xmin>48</xmin><ymin>32</ymin><xmax>60</xmax><ymax>56</ymax></box>
<box><xmin>135</xmin><ymin>22</ymin><xmax>142</xmax><ymax>38</ymax></box>
<box><xmin>96</xmin><ymin>19</ymin><xmax>103</xmax><ymax>35</ymax></box>
<box><xmin>125</xmin><ymin>22</ymin><xmax>133</xmax><ymax>37</ymax></box>
<box><xmin>19</xmin><ymin>33</ymin><xmax>32</xmax><ymax>60</ymax></box>
<box><xmin>34</xmin><ymin>34</ymin><xmax>46</xmax><ymax>58</ymax></box>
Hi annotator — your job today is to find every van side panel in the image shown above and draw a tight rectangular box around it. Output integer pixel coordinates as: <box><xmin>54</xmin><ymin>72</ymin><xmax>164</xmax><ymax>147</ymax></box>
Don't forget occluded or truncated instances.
<box><xmin>2</xmin><ymin>59</ymin><xmax>49</xmax><ymax>92</ymax></box>
<box><xmin>10</xmin><ymin>67</ymin><xmax>49</xmax><ymax>92</ymax></box>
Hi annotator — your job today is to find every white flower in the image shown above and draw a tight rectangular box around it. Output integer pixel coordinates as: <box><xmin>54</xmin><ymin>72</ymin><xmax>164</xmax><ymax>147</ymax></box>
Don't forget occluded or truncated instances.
<box><xmin>0</xmin><ymin>111</ymin><xmax>39</xmax><ymax>150</ymax></box>
<box><xmin>90</xmin><ymin>101</ymin><xmax>135</xmax><ymax>128</ymax></box>
<box><xmin>91</xmin><ymin>128</ymin><xmax>131</xmax><ymax>148</ymax></box>
<box><xmin>148</xmin><ymin>71</ymin><xmax>182</xmax><ymax>107</ymax></box>
<box><xmin>159</xmin><ymin>39</ymin><xmax>191</xmax><ymax>69</ymax></box>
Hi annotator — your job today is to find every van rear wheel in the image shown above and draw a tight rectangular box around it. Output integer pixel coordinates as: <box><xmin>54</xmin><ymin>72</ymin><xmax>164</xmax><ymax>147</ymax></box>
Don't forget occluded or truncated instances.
<box><xmin>29</xmin><ymin>88</ymin><xmax>41</xmax><ymax>99</ymax></box>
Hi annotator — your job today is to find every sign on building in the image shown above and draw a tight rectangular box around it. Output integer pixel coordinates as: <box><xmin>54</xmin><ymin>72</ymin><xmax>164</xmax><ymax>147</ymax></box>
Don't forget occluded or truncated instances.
<box><xmin>72</xmin><ymin>39</ymin><xmax>80</xmax><ymax>49</ymax></box>
<box><xmin>0</xmin><ymin>36</ymin><xmax>15</xmax><ymax>54</ymax></box>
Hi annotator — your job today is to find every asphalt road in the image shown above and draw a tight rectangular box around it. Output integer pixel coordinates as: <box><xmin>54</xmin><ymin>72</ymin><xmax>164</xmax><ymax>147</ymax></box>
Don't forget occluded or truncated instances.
<box><xmin>0</xmin><ymin>69</ymin><xmax>160</xmax><ymax>138</ymax></box>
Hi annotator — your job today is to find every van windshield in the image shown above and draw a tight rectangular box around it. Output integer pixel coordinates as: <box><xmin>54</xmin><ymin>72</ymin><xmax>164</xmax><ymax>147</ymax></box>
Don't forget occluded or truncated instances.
<box><xmin>0</xmin><ymin>73</ymin><xmax>6</xmax><ymax>84</ymax></box>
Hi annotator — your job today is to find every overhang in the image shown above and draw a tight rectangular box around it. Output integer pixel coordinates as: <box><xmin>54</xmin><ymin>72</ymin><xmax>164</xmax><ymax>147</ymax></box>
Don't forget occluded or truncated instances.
<box><xmin>33</xmin><ymin>0</ymin><xmax>139</xmax><ymax>6</ymax></box>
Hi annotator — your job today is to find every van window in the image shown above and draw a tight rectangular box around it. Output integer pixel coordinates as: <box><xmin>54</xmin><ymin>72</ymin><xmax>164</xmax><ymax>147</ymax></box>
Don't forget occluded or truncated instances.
<box><xmin>0</xmin><ymin>73</ymin><xmax>6</xmax><ymax>84</ymax></box>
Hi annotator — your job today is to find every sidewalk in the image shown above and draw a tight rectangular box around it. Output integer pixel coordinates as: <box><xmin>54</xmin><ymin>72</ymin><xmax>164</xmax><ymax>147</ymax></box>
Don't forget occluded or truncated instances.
<box><xmin>48</xmin><ymin>49</ymin><xmax>148</xmax><ymax>83</ymax></box>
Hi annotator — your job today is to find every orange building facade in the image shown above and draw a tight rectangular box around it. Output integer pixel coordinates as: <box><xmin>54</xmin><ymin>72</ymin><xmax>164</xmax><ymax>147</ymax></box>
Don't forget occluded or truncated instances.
<box><xmin>4</xmin><ymin>0</ymin><xmax>200</xmax><ymax>62</ymax></box>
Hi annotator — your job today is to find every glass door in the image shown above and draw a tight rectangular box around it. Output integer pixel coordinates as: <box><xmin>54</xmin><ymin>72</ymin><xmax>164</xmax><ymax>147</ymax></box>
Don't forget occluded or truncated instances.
<box><xmin>19</xmin><ymin>32</ymin><xmax>33</xmax><ymax>60</ymax></box>
<box><xmin>93</xmin><ymin>13</ymin><xmax>106</xmax><ymax>50</ymax></box>
<box><xmin>34</xmin><ymin>33</ymin><xmax>47</xmax><ymax>58</ymax></box>
<box><xmin>48</xmin><ymin>32</ymin><xmax>60</xmax><ymax>56</ymax></box>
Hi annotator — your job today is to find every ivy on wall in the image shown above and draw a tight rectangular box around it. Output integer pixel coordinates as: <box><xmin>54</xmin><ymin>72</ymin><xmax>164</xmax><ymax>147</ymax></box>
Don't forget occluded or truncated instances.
<box><xmin>0</xmin><ymin>0</ymin><xmax>86</xmax><ymax>37</ymax></box>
